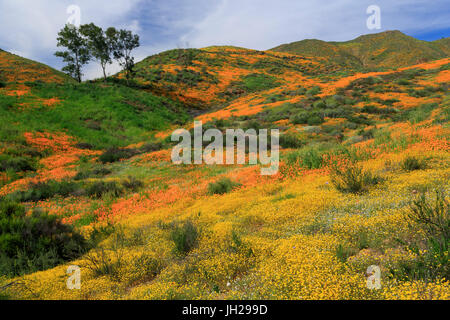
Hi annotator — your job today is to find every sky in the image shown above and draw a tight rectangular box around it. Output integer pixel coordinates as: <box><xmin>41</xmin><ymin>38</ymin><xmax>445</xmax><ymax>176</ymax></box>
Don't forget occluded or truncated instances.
<box><xmin>0</xmin><ymin>0</ymin><xmax>449</xmax><ymax>80</ymax></box>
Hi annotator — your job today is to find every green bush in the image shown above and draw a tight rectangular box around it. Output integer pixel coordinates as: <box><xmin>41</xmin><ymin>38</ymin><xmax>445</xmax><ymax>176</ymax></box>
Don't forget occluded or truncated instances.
<box><xmin>121</xmin><ymin>176</ymin><xmax>144</xmax><ymax>192</ymax></box>
<box><xmin>208</xmin><ymin>178</ymin><xmax>241</xmax><ymax>195</ymax></box>
<box><xmin>403</xmin><ymin>190</ymin><xmax>449</xmax><ymax>281</ymax></box>
<box><xmin>306</xmin><ymin>86</ymin><xmax>321</xmax><ymax>96</ymax></box>
<box><xmin>331</xmin><ymin>164</ymin><xmax>381</xmax><ymax>194</ymax></box>
<box><xmin>99</xmin><ymin>148</ymin><xmax>139</xmax><ymax>164</ymax></box>
<box><xmin>291</xmin><ymin>111</ymin><xmax>324</xmax><ymax>125</ymax></box>
<box><xmin>170</xmin><ymin>221</ymin><xmax>199</xmax><ymax>255</ymax></box>
<box><xmin>75</xmin><ymin>142</ymin><xmax>94</xmax><ymax>150</ymax></box>
<box><xmin>86</xmin><ymin>181</ymin><xmax>124</xmax><ymax>199</ymax></box>
<box><xmin>286</xmin><ymin>146</ymin><xmax>324</xmax><ymax>169</ymax></box>
<box><xmin>8</xmin><ymin>180</ymin><xmax>80</xmax><ymax>202</ymax></box>
<box><xmin>264</xmin><ymin>93</ymin><xmax>286</xmax><ymax>103</ymax></box>
<box><xmin>307</xmin><ymin>115</ymin><xmax>324</xmax><ymax>126</ymax></box>
<box><xmin>0</xmin><ymin>200</ymin><xmax>88</xmax><ymax>276</ymax></box>
<box><xmin>74</xmin><ymin>166</ymin><xmax>112</xmax><ymax>180</ymax></box>
<box><xmin>409</xmin><ymin>191</ymin><xmax>449</xmax><ymax>247</ymax></box>
<box><xmin>0</xmin><ymin>156</ymin><xmax>37</xmax><ymax>173</ymax></box>
<box><xmin>279</xmin><ymin>133</ymin><xmax>304</xmax><ymax>149</ymax></box>
<box><xmin>335</xmin><ymin>244</ymin><xmax>356</xmax><ymax>263</ymax></box>
<box><xmin>362</xmin><ymin>105</ymin><xmax>397</xmax><ymax>115</ymax></box>
<box><xmin>139</xmin><ymin>142</ymin><xmax>163</xmax><ymax>153</ymax></box>
<box><xmin>401</xmin><ymin>156</ymin><xmax>427</xmax><ymax>172</ymax></box>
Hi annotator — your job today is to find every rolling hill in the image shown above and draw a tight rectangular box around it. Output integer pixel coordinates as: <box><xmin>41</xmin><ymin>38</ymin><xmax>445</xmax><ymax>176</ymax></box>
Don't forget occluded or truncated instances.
<box><xmin>271</xmin><ymin>30</ymin><xmax>450</xmax><ymax>69</ymax></box>
<box><xmin>0</xmin><ymin>31</ymin><xmax>449</xmax><ymax>301</ymax></box>
<box><xmin>0</xmin><ymin>49</ymin><xmax>72</xmax><ymax>83</ymax></box>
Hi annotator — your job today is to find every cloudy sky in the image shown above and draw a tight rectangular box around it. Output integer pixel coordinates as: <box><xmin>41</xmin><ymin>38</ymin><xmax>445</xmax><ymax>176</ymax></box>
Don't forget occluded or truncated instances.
<box><xmin>0</xmin><ymin>0</ymin><xmax>449</xmax><ymax>80</ymax></box>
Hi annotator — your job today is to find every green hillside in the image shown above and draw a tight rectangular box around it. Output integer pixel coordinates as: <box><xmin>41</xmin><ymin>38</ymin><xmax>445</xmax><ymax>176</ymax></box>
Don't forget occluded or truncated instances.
<box><xmin>271</xmin><ymin>39</ymin><xmax>363</xmax><ymax>68</ymax></box>
<box><xmin>271</xmin><ymin>30</ymin><xmax>450</xmax><ymax>69</ymax></box>
<box><xmin>0</xmin><ymin>49</ymin><xmax>73</xmax><ymax>83</ymax></box>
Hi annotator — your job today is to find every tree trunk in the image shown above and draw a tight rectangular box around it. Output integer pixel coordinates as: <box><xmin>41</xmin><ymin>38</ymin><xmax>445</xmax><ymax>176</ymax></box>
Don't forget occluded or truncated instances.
<box><xmin>75</xmin><ymin>53</ymin><xmax>81</xmax><ymax>83</ymax></box>
<box><xmin>102</xmin><ymin>65</ymin><xmax>107</xmax><ymax>82</ymax></box>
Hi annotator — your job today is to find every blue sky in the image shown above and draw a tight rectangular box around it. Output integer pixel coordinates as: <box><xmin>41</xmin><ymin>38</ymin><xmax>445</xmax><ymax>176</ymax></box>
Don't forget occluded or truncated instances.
<box><xmin>0</xmin><ymin>0</ymin><xmax>449</xmax><ymax>79</ymax></box>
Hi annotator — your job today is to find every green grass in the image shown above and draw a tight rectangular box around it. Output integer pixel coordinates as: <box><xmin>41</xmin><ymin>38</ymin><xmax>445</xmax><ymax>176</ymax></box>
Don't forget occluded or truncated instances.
<box><xmin>0</xmin><ymin>81</ymin><xmax>190</xmax><ymax>149</ymax></box>
<box><xmin>234</xmin><ymin>73</ymin><xmax>280</xmax><ymax>93</ymax></box>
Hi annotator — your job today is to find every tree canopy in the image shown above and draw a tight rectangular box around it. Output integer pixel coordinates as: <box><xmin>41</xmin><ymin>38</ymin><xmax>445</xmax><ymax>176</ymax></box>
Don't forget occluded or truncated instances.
<box><xmin>55</xmin><ymin>23</ymin><xmax>140</xmax><ymax>83</ymax></box>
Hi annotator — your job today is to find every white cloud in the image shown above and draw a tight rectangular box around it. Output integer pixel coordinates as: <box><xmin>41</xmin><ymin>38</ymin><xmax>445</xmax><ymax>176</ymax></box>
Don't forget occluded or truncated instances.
<box><xmin>0</xmin><ymin>0</ymin><xmax>142</xmax><ymax>79</ymax></box>
<box><xmin>180</xmin><ymin>0</ymin><xmax>450</xmax><ymax>50</ymax></box>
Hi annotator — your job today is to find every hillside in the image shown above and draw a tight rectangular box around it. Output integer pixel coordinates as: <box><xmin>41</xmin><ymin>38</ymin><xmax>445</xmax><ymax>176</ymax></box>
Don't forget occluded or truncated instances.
<box><xmin>0</xmin><ymin>49</ymin><xmax>72</xmax><ymax>83</ymax></box>
<box><xmin>271</xmin><ymin>39</ymin><xmax>363</xmax><ymax>68</ymax></box>
<box><xmin>128</xmin><ymin>46</ymin><xmax>344</xmax><ymax>107</ymax></box>
<box><xmin>0</xmin><ymin>32</ymin><xmax>449</xmax><ymax>301</ymax></box>
<box><xmin>272</xmin><ymin>30</ymin><xmax>450</xmax><ymax>69</ymax></box>
<box><xmin>434</xmin><ymin>37</ymin><xmax>450</xmax><ymax>55</ymax></box>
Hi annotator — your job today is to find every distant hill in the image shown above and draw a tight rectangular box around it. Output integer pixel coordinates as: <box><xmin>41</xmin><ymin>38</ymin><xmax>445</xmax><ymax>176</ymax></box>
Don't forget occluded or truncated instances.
<box><xmin>271</xmin><ymin>30</ymin><xmax>450</xmax><ymax>69</ymax></box>
<box><xmin>433</xmin><ymin>37</ymin><xmax>450</xmax><ymax>55</ymax></box>
<box><xmin>125</xmin><ymin>46</ymin><xmax>339</xmax><ymax>107</ymax></box>
<box><xmin>0</xmin><ymin>49</ymin><xmax>73</xmax><ymax>83</ymax></box>
<box><xmin>270</xmin><ymin>39</ymin><xmax>363</xmax><ymax>68</ymax></box>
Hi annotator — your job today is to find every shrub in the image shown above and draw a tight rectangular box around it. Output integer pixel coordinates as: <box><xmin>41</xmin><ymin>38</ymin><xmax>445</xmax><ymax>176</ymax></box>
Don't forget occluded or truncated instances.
<box><xmin>397</xmin><ymin>79</ymin><xmax>411</xmax><ymax>86</ymax></box>
<box><xmin>279</xmin><ymin>133</ymin><xmax>304</xmax><ymax>149</ymax></box>
<box><xmin>0</xmin><ymin>156</ymin><xmax>36</xmax><ymax>172</ymax></box>
<box><xmin>286</xmin><ymin>146</ymin><xmax>324</xmax><ymax>169</ymax></box>
<box><xmin>84</xmin><ymin>247</ymin><xmax>123</xmax><ymax>280</ymax></box>
<box><xmin>139</xmin><ymin>142</ymin><xmax>163</xmax><ymax>153</ymax></box>
<box><xmin>86</xmin><ymin>181</ymin><xmax>124</xmax><ymax>199</ymax></box>
<box><xmin>331</xmin><ymin>164</ymin><xmax>381</xmax><ymax>194</ymax></box>
<box><xmin>404</xmin><ymin>190</ymin><xmax>449</xmax><ymax>280</ymax></box>
<box><xmin>264</xmin><ymin>93</ymin><xmax>286</xmax><ymax>103</ymax></box>
<box><xmin>74</xmin><ymin>166</ymin><xmax>112</xmax><ymax>180</ymax></box>
<box><xmin>313</xmin><ymin>100</ymin><xmax>327</xmax><ymax>109</ymax></box>
<box><xmin>170</xmin><ymin>221</ymin><xmax>199</xmax><ymax>255</ymax></box>
<box><xmin>243</xmin><ymin>120</ymin><xmax>262</xmax><ymax>131</ymax></box>
<box><xmin>0</xmin><ymin>200</ymin><xmax>88</xmax><ymax>276</ymax></box>
<box><xmin>335</xmin><ymin>244</ymin><xmax>356</xmax><ymax>263</ymax></box>
<box><xmin>306</xmin><ymin>86</ymin><xmax>321</xmax><ymax>96</ymax></box>
<box><xmin>307</xmin><ymin>115</ymin><xmax>324</xmax><ymax>126</ymax></box>
<box><xmin>362</xmin><ymin>105</ymin><xmax>397</xmax><ymax>115</ymax></box>
<box><xmin>99</xmin><ymin>148</ymin><xmax>139</xmax><ymax>164</ymax></box>
<box><xmin>409</xmin><ymin>191</ymin><xmax>449</xmax><ymax>246</ymax></box>
<box><xmin>8</xmin><ymin>180</ymin><xmax>80</xmax><ymax>202</ymax></box>
<box><xmin>121</xmin><ymin>176</ymin><xmax>144</xmax><ymax>192</ymax></box>
<box><xmin>401</xmin><ymin>156</ymin><xmax>427</xmax><ymax>172</ymax></box>
<box><xmin>291</xmin><ymin>111</ymin><xmax>324</xmax><ymax>125</ymax></box>
<box><xmin>75</xmin><ymin>142</ymin><xmax>94</xmax><ymax>150</ymax></box>
<box><xmin>130</xmin><ymin>254</ymin><xmax>164</xmax><ymax>283</ymax></box>
<box><xmin>208</xmin><ymin>178</ymin><xmax>241</xmax><ymax>195</ymax></box>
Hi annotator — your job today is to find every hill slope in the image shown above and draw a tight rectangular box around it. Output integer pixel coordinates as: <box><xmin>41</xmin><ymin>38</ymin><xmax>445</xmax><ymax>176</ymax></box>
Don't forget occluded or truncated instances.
<box><xmin>271</xmin><ymin>30</ymin><xmax>450</xmax><ymax>69</ymax></box>
<box><xmin>0</xmin><ymin>34</ymin><xmax>449</xmax><ymax>301</ymax></box>
<box><xmin>271</xmin><ymin>39</ymin><xmax>363</xmax><ymax>68</ymax></box>
<box><xmin>126</xmin><ymin>46</ymin><xmax>342</xmax><ymax>107</ymax></box>
<box><xmin>0</xmin><ymin>49</ymin><xmax>73</xmax><ymax>83</ymax></box>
